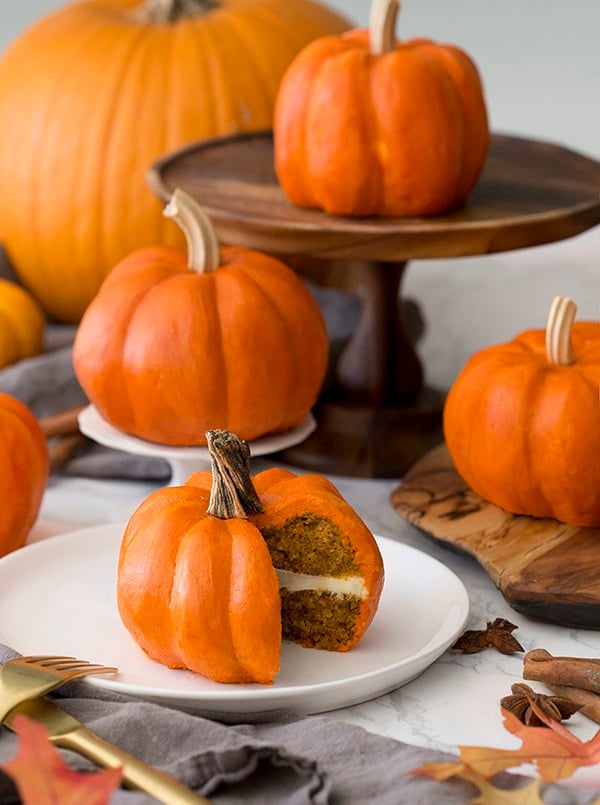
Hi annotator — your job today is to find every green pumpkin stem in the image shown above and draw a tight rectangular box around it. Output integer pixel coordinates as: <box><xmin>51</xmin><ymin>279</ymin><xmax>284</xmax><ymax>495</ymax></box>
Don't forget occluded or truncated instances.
<box><xmin>369</xmin><ymin>0</ymin><xmax>400</xmax><ymax>56</ymax></box>
<box><xmin>132</xmin><ymin>0</ymin><xmax>218</xmax><ymax>24</ymax></box>
<box><xmin>163</xmin><ymin>188</ymin><xmax>220</xmax><ymax>274</ymax></box>
<box><xmin>206</xmin><ymin>430</ymin><xmax>264</xmax><ymax>519</ymax></box>
<box><xmin>546</xmin><ymin>296</ymin><xmax>577</xmax><ymax>366</ymax></box>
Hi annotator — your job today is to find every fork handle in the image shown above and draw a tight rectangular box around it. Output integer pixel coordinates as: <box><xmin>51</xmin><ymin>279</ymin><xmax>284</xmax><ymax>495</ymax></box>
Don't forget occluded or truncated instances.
<box><xmin>54</xmin><ymin>725</ymin><xmax>209</xmax><ymax>804</ymax></box>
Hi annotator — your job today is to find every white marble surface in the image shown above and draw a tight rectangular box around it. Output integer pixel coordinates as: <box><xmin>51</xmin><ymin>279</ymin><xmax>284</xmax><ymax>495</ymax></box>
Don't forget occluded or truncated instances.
<box><xmin>27</xmin><ymin>454</ymin><xmax>600</xmax><ymax>758</ymax></box>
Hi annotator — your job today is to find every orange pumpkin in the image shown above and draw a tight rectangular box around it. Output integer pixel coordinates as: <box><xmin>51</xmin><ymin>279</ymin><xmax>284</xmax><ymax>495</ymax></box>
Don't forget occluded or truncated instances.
<box><xmin>443</xmin><ymin>297</ymin><xmax>600</xmax><ymax>527</ymax></box>
<box><xmin>274</xmin><ymin>0</ymin><xmax>489</xmax><ymax>217</ymax></box>
<box><xmin>72</xmin><ymin>189</ymin><xmax>329</xmax><ymax>446</ymax></box>
<box><xmin>0</xmin><ymin>394</ymin><xmax>49</xmax><ymax>557</ymax></box>
<box><xmin>0</xmin><ymin>279</ymin><xmax>46</xmax><ymax>369</ymax></box>
<box><xmin>117</xmin><ymin>430</ymin><xmax>281</xmax><ymax>683</ymax></box>
<box><xmin>188</xmin><ymin>450</ymin><xmax>384</xmax><ymax>651</ymax></box>
<box><xmin>0</xmin><ymin>0</ymin><xmax>349</xmax><ymax>323</ymax></box>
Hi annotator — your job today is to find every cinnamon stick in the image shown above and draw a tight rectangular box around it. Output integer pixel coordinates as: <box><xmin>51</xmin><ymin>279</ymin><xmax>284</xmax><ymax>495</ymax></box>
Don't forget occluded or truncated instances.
<box><xmin>523</xmin><ymin>649</ymin><xmax>600</xmax><ymax>695</ymax></box>
<box><xmin>544</xmin><ymin>683</ymin><xmax>600</xmax><ymax>725</ymax></box>
<box><xmin>39</xmin><ymin>404</ymin><xmax>86</xmax><ymax>439</ymax></box>
<box><xmin>48</xmin><ymin>432</ymin><xmax>87</xmax><ymax>474</ymax></box>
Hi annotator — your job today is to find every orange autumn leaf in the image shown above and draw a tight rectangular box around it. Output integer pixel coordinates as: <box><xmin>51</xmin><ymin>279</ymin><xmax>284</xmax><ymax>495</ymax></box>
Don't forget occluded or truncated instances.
<box><xmin>412</xmin><ymin>701</ymin><xmax>600</xmax><ymax>798</ymax></box>
<box><xmin>1</xmin><ymin>714</ymin><xmax>122</xmax><ymax>804</ymax></box>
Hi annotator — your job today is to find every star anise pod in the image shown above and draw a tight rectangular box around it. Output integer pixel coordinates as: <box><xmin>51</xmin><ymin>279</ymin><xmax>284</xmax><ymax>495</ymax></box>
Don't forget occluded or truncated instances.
<box><xmin>500</xmin><ymin>683</ymin><xmax>582</xmax><ymax>727</ymax></box>
<box><xmin>450</xmin><ymin>617</ymin><xmax>524</xmax><ymax>655</ymax></box>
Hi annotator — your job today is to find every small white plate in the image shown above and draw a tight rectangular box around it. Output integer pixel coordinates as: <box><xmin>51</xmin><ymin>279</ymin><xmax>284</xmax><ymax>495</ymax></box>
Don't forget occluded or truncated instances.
<box><xmin>0</xmin><ymin>525</ymin><xmax>469</xmax><ymax>718</ymax></box>
<box><xmin>78</xmin><ymin>405</ymin><xmax>317</xmax><ymax>484</ymax></box>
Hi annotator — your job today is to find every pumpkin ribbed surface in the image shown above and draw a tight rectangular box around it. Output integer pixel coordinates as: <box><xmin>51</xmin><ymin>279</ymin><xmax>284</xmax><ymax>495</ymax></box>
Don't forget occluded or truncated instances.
<box><xmin>443</xmin><ymin>321</ymin><xmax>600</xmax><ymax>528</ymax></box>
<box><xmin>274</xmin><ymin>8</ymin><xmax>489</xmax><ymax>218</ymax></box>
<box><xmin>0</xmin><ymin>280</ymin><xmax>46</xmax><ymax>369</ymax></box>
<box><xmin>0</xmin><ymin>394</ymin><xmax>49</xmax><ymax>557</ymax></box>
<box><xmin>0</xmin><ymin>0</ymin><xmax>348</xmax><ymax>322</ymax></box>
<box><xmin>72</xmin><ymin>243</ymin><xmax>329</xmax><ymax>446</ymax></box>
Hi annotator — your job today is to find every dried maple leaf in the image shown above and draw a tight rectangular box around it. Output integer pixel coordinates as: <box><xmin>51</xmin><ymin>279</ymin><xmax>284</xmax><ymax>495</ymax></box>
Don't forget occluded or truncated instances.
<box><xmin>1</xmin><ymin>714</ymin><xmax>122</xmax><ymax>804</ymax></box>
<box><xmin>412</xmin><ymin>762</ymin><xmax>544</xmax><ymax>804</ymax></box>
<box><xmin>451</xmin><ymin>618</ymin><xmax>524</xmax><ymax>655</ymax></box>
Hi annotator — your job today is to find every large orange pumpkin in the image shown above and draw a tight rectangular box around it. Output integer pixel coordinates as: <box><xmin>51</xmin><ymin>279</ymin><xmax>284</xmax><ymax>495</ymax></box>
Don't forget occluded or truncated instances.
<box><xmin>0</xmin><ymin>394</ymin><xmax>49</xmax><ymax>557</ymax></box>
<box><xmin>117</xmin><ymin>430</ymin><xmax>281</xmax><ymax>683</ymax></box>
<box><xmin>274</xmin><ymin>0</ymin><xmax>489</xmax><ymax>217</ymax></box>
<box><xmin>443</xmin><ymin>296</ymin><xmax>600</xmax><ymax>528</ymax></box>
<box><xmin>72</xmin><ymin>190</ymin><xmax>329</xmax><ymax>446</ymax></box>
<box><xmin>0</xmin><ymin>0</ymin><xmax>348</xmax><ymax>323</ymax></box>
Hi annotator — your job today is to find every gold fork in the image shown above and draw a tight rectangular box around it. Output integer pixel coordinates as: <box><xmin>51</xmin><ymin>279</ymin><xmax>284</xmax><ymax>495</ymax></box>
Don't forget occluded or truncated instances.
<box><xmin>0</xmin><ymin>655</ymin><xmax>117</xmax><ymax>721</ymax></box>
<box><xmin>5</xmin><ymin>697</ymin><xmax>210</xmax><ymax>803</ymax></box>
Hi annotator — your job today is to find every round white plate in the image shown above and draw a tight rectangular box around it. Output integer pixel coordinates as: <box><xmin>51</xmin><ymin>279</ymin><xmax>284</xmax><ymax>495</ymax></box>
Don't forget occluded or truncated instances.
<box><xmin>78</xmin><ymin>405</ymin><xmax>317</xmax><ymax>484</ymax></box>
<box><xmin>0</xmin><ymin>525</ymin><xmax>469</xmax><ymax>718</ymax></box>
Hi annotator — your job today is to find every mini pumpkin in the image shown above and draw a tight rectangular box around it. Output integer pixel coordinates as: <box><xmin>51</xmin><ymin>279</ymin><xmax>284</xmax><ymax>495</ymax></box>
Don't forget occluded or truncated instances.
<box><xmin>0</xmin><ymin>393</ymin><xmax>49</xmax><ymax>557</ymax></box>
<box><xmin>443</xmin><ymin>296</ymin><xmax>600</xmax><ymax>527</ymax></box>
<box><xmin>274</xmin><ymin>0</ymin><xmax>489</xmax><ymax>217</ymax></box>
<box><xmin>117</xmin><ymin>430</ymin><xmax>281</xmax><ymax>683</ymax></box>
<box><xmin>72</xmin><ymin>189</ymin><xmax>329</xmax><ymax>446</ymax></box>
<box><xmin>0</xmin><ymin>0</ymin><xmax>349</xmax><ymax>323</ymax></box>
<box><xmin>0</xmin><ymin>279</ymin><xmax>45</xmax><ymax>369</ymax></box>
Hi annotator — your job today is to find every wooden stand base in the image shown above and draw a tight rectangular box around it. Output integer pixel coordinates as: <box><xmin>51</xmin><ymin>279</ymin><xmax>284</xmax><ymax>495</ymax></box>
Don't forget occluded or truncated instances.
<box><xmin>391</xmin><ymin>444</ymin><xmax>600</xmax><ymax>629</ymax></box>
<box><xmin>277</xmin><ymin>390</ymin><xmax>444</xmax><ymax>478</ymax></box>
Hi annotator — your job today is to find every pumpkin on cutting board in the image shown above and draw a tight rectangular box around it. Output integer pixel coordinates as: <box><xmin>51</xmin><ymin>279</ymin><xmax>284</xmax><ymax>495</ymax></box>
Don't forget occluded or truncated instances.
<box><xmin>443</xmin><ymin>296</ymin><xmax>600</xmax><ymax>528</ymax></box>
<box><xmin>0</xmin><ymin>0</ymin><xmax>349</xmax><ymax>323</ymax></box>
<box><xmin>0</xmin><ymin>279</ymin><xmax>46</xmax><ymax>369</ymax></box>
<box><xmin>0</xmin><ymin>394</ymin><xmax>49</xmax><ymax>558</ymax></box>
<box><xmin>72</xmin><ymin>189</ymin><xmax>329</xmax><ymax>446</ymax></box>
<box><xmin>117</xmin><ymin>429</ymin><xmax>384</xmax><ymax>683</ymax></box>
<box><xmin>274</xmin><ymin>0</ymin><xmax>489</xmax><ymax>217</ymax></box>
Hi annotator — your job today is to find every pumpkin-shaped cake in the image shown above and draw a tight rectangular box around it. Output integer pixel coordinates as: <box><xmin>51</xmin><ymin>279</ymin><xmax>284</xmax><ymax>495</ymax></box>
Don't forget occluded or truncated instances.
<box><xmin>117</xmin><ymin>430</ymin><xmax>384</xmax><ymax>683</ymax></box>
<box><xmin>73</xmin><ymin>190</ymin><xmax>329</xmax><ymax>446</ymax></box>
<box><xmin>274</xmin><ymin>0</ymin><xmax>489</xmax><ymax>217</ymax></box>
<box><xmin>444</xmin><ymin>296</ymin><xmax>600</xmax><ymax>528</ymax></box>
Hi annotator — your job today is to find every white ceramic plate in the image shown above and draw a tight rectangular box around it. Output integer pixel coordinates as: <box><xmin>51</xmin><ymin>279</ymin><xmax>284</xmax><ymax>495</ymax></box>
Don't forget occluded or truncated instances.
<box><xmin>0</xmin><ymin>525</ymin><xmax>469</xmax><ymax>718</ymax></box>
<box><xmin>78</xmin><ymin>405</ymin><xmax>317</xmax><ymax>484</ymax></box>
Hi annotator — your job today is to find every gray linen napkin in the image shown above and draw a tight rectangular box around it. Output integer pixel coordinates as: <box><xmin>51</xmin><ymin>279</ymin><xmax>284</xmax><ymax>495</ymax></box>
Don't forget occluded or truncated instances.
<box><xmin>0</xmin><ymin>645</ymin><xmax>536</xmax><ymax>805</ymax></box>
<box><xmin>1</xmin><ymin>645</ymin><xmax>596</xmax><ymax>805</ymax></box>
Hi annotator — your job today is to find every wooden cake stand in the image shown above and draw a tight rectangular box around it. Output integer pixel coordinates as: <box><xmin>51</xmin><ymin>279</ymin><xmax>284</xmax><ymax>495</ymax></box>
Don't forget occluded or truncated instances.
<box><xmin>148</xmin><ymin>132</ymin><xmax>600</xmax><ymax>478</ymax></box>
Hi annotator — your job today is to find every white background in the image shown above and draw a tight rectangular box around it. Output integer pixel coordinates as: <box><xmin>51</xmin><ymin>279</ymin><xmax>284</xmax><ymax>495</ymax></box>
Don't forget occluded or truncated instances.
<box><xmin>1</xmin><ymin>0</ymin><xmax>598</xmax><ymax>389</ymax></box>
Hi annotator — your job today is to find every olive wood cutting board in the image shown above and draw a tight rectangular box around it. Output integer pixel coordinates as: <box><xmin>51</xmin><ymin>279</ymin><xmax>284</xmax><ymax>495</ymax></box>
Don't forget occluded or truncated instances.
<box><xmin>391</xmin><ymin>444</ymin><xmax>600</xmax><ymax>629</ymax></box>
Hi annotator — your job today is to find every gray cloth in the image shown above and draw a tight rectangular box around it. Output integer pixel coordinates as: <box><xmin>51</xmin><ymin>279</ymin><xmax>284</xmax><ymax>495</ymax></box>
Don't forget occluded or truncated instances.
<box><xmin>0</xmin><ymin>644</ymin><xmax>596</xmax><ymax>804</ymax></box>
<box><xmin>0</xmin><ymin>645</ymin><xmax>536</xmax><ymax>805</ymax></box>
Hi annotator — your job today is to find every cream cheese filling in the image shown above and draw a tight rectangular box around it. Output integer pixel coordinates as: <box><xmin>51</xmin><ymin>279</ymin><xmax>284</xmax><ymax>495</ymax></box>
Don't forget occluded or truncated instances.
<box><xmin>275</xmin><ymin>568</ymin><xmax>367</xmax><ymax>598</ymax></box>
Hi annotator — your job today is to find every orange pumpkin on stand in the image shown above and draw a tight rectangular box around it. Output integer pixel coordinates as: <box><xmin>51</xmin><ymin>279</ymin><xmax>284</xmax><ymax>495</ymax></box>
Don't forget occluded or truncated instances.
<box><xmin>0</xmin><ymin>0</ymin><xmax>349</xmax><ymax>322</ymax></box>
<box><xmin>73</xmin><ymin>189</ymin><xmax>329</xmax><ymax>446</ymax></box>
<box><xmin>443</xmin><ymin>296</ymin><xmax>600</xmax><ymax>527</ymax></box>
<box><xmin>0</xmin><ymin>394</ymin><xmax>49</xmax><ymax>557</ymax></box>
<box><xmin>274</xmin><ymin>0</ymin><xmax>489</xmax><ymax>217</ymax></box>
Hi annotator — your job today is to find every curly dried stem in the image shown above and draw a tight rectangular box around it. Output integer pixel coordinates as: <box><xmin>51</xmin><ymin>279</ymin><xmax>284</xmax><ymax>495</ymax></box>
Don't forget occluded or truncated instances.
<box><xmin>545</xmin><ymin>295</ymin><xmax>577</xmax><ymax>365</ymax></box>
<box><xmin>206</xmin><ymin>430</ymin><xmax>264</xmax><ymax>519</ymax></box>
<box><xmin>132</xmin><ymin>0</ymin><xmax>218</xmax><ymax>24</ymax></box>
<box><xmin>163</xmin><ymin>189</ymin><xmax>220</xmax><ymax>273</ymax></box>
<box><xmin>369</xmin><ymin>0</ymin><xmax>400</xmax><ymax>56</ymax></box>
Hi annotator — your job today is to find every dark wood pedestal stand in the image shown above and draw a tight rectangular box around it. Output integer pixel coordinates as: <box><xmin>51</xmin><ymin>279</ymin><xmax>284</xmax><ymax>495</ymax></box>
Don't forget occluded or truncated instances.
<box><xmin>149</xmin><ymin>132</ymin><xmax>600</xmax><ymax>478</ymax></box>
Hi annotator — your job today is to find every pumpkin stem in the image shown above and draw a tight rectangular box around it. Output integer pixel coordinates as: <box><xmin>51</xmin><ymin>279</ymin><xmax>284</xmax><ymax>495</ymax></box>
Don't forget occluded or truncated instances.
<box><xmin>163</xmin><ymin>189</ymin><xmax>220</xmax><ymax>273</ymax></box>
<box><xmin>369</xmin><ymin>0</ymin><xmax>400</xmax><ymax>56</ymax></box>
<box><xmin>131</xmin><ymin>0</ymin><xmax>218</xmax><ymax>24</ymax></box>
<box><xmin>206</xmin><ymin>430</ymin><xmax>264</xmax><ymax>519</ymax></box>
<box><xmin>546</xmin><ymin>295</ymin><xmax>577</xmax><ymax>365</ymax></box>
